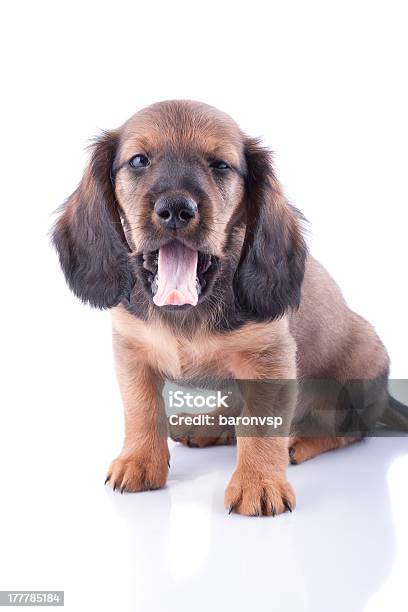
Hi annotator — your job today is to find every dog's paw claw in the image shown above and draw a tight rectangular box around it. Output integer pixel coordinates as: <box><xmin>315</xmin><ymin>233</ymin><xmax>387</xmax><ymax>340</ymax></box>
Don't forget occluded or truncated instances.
<box><xmin>186</xmin><ymin>436</ymin><xmax>200</xmax><ymax>448</ymax></box>
<box><xmin>288</xmin><ymin>446</ymin><xmax>297</xmax><ymax>464</ymax></box>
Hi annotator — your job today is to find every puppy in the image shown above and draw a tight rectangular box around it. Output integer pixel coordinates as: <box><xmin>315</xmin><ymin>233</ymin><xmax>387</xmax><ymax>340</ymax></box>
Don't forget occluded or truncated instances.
<box><xmin>53</xmin><ymin>100</ymin><xmax>395</xmax><ymax>516</ymax></box>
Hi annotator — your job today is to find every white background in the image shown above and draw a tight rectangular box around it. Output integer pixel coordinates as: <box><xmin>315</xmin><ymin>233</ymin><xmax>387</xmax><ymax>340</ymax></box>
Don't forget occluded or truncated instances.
<box><xmin>0</xmin><ymin>1</ymin><xmax>407</xmax><ymax>611</ymax></box>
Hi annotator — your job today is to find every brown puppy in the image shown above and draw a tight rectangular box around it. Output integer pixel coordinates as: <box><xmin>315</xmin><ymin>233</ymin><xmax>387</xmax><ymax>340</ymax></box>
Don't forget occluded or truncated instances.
<box><xmin>53</xmin><ymin>100</ymin><xmax>392</xmax><ymax>516</ymax></box>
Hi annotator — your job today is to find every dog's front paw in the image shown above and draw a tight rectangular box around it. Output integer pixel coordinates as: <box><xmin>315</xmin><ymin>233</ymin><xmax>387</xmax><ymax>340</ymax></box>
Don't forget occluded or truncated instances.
<box><xmin>105</xmin><ymin>447</ymin><xmax>169</xmax><ymax>493</ymax></box>
<box><xmin>224</xmin><ymin>469</ymin><xmax>295</xmax><ymax>517</ymax></box>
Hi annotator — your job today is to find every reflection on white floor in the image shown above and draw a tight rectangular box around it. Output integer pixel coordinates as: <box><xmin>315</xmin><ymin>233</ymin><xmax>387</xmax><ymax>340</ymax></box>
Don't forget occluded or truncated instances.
<box><xmin>1</xmin><ymin>412</ymin><xmax>407</xmax><ymax>612</ymax></box>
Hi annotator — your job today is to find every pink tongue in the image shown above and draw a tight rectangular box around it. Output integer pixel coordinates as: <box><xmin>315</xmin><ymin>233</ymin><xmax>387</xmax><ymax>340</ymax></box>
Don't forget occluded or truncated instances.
<box><xmin>153</xmin><ymin>242</ymin><xmax>199</xmax><ymax>307</ymax></box>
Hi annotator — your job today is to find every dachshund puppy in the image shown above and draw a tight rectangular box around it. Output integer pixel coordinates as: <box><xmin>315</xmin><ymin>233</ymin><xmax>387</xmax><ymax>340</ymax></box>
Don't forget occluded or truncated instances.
<box><xmin>53</xmin><ymin>100</ymin><xmax>392</xmax><ymax>516</ymax></box>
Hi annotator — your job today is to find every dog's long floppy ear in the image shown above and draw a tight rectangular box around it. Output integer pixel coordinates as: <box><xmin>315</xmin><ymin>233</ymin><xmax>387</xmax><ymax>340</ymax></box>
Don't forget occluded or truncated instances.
<box><xmin>52</xmin><ymin>130</ymin><xmax>133</xmax><ymax>309</ymax></box>
<box><xmin>233</xmin><ymin>138</ymin><xmax>307</xmax><ymax>322</ymax></box>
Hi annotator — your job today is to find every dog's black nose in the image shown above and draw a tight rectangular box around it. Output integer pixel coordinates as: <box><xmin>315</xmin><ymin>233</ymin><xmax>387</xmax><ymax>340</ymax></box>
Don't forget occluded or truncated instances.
<box><xmin>154</xmin><ymin>195</ymin><xmax>197</xmax><ymax>229</ymax></box>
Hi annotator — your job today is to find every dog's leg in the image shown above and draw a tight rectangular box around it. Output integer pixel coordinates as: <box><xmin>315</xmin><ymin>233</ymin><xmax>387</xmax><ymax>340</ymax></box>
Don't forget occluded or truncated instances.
<box><xmin>225</xmin><ymin>434</ymin><xmax>296</xmax><ymax>516</ymax></box>
<box><xmin>289</xmin><ymin>374</ymin><xmax>388</xmax><ymax>464</ymax></box>
<box><xmin>289</xmin><ymin>435</ymin><xmax>362</xmax><ymax>464</ymax></box>
<box><xmin>225</xmin><ymin>342</ymin><xmax>298</xmax><ymax>516</ymax></box>
<box><xmin>288</xmin><ymin>380</ymin><xmax>363</xmax><ymax>464</ymax></box>
<box><xmin>105</xmin><ymin>333</ymin><xmax>169</xmax><ymax>493</ymax></box>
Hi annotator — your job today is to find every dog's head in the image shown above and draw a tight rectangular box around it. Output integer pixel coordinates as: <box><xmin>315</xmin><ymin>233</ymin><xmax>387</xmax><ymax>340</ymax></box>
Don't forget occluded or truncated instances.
<box><xmin>53</xmin><ymin>100</ymin><xmax>306</xmax><ymax>325</ymax></box>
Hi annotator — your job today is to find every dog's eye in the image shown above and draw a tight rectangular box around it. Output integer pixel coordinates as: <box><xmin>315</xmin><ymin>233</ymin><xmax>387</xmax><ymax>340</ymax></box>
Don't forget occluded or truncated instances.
<box><xmin>209</xmin><ymin>160</ymin><xmax>231</xmax><ymax>171</ymax></box>
<box><xmin>129</xmin><ymin>154</ymin><xmax>150</xmax><ymax>169</ymax></box>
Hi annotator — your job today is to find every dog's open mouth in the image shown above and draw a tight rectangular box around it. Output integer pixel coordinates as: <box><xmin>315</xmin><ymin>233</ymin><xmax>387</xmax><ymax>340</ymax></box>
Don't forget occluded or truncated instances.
<box><xmin>141</xmin><ymin>241</ymin><xmax>215</xmax><ymax>307</ymax></box>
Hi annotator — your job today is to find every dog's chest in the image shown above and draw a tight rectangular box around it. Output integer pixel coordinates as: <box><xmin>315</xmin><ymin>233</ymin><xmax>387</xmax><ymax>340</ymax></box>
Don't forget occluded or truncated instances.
<box><xmin>147</xmin><ymin>328</ymin><xmax>228</xmax><ymax>379</ymax></box>
<box><xmin>111</xmin><ymin>306</ymin><xmax>230</xmax><ymax>379</ymax></box>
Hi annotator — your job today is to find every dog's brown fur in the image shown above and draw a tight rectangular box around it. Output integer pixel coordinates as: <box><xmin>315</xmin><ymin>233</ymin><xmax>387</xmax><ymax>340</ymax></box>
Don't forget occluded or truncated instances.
<box><xmin>53</xmin><ymin>100</ymin><xmax>390</xmax><ymax>516</ymax></box>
